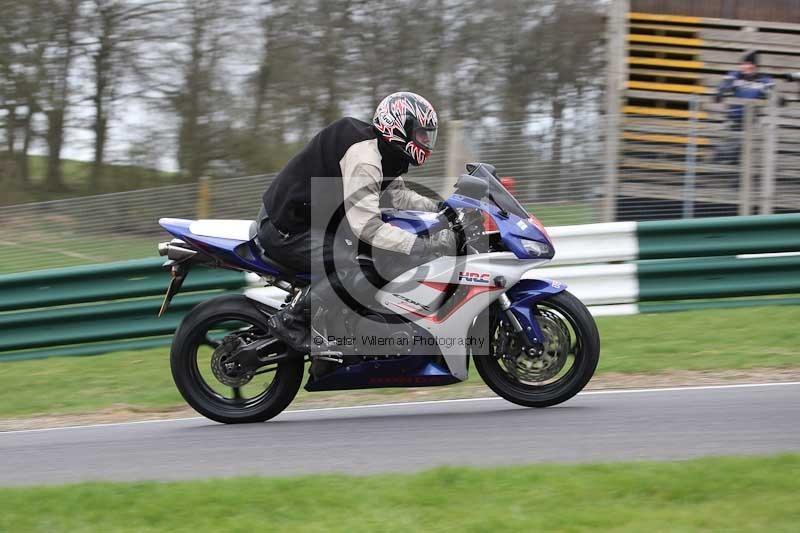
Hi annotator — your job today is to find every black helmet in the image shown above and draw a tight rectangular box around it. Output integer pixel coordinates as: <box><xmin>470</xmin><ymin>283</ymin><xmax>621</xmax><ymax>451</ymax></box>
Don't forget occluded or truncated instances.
<box><xmin>742</xmin><ymin>50</ymin><xmax>759</xmax><ymax>65</ymax></box>
<box><xmin>373</xmin><ymin>92</ymin><xmax>438</xmax><ymax>166</ymax></box>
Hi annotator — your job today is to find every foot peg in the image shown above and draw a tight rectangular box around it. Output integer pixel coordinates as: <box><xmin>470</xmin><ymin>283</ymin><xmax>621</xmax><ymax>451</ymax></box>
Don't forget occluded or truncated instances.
<box><xmin>313</xmin><ymin>351</ymin><xmax>344</xmax><ymax>364</ymax></box>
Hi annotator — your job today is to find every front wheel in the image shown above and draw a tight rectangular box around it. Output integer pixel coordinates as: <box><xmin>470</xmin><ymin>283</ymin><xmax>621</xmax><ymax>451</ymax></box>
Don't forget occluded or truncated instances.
<box><xmin>170</xmin><ymin>294</ymin><xmax>304</xmax><ymax>424</ymax></box>
<box><xmin>474</xmin><ymin>290</ymin><xmax>599</xmax><ymax>408</ymax></box>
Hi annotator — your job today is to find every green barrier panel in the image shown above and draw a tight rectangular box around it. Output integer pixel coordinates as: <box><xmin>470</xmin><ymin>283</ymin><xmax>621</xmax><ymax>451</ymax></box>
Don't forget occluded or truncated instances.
<box><xmin>0</xmin><ymin>258</ymin><xmax>248</xmax><ymax>361</ymax></box>
<box><xmin>0</xmin><ymin>292</ymin><xmax>224</xmax><ymax>352</ymax></box>
<box><xmin>637</xmin><ymin>214</ymin><xmax>800</xmax><ymax>260</ymax></box>
<box><xmin>0</xmin><ymin>292</ymin><xmax>213</xmax><ymax>330</ymax></box>
<box><xmin>638</xmin><ymin>255</ymin><xmax>800</xmax><ymax>301</ymax></box>
<box><xmin>0</xmin><ymin>258</ymin><xmax>245</xmax><ymax>312</ymax></box>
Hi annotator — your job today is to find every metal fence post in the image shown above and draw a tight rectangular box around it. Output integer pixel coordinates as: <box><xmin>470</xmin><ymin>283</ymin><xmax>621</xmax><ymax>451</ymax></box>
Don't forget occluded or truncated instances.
<box><xmin>602</xmin><ymin>0</ymin><xmax>628</xmax><ymax>223</ymax></box>
<box><xmin>761</xmin><ymin>90</ymin><xmax>778</xmax><ymax>215</ymax></box>
<box><xmin>445</xmin><ymin>120</ymin><xmax>475</xmax><ymax>195</ymax></box>
<box><xmin>197</xmin><ymin>175</ymin><xmax>211</xmax><ymax>218</ymax></box>
<box><xmin>683</xmin><ymin>96</ymin><xmax>699</xmax><ymax>218</ymax></box>
<box><xmin>739</xmin><ymin>103</ymin><xmax>755</xmax><ymax>216</ymax></box>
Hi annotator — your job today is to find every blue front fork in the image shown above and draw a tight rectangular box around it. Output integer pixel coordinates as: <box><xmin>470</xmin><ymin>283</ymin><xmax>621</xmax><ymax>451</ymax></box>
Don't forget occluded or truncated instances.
<box><xmin>501</xmin><ymin>279</ymin><xmax>567</xmax><ymax>345</ymax></box>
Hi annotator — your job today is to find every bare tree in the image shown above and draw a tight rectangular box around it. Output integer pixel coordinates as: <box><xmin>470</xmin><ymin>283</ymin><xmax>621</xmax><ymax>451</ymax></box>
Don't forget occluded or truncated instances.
<box><xmin>0</xmin><ymin>0</ymin><xmax>607</xmax><ymax>202</ymax></box>
<box><xmin>164</xmin><ymin>0</ymin><xmax>245</xmax><ymax>180</ymax></box>
<box><xmin>83</xmin><ymin>0</ymin><xmax>174</xmax><ymax>191</ymax></box>
<box><xmin>37</xmin><ymin>0</ymin><xmax>82</xmax><ymax>192</ymax></box>
<box><xmin>0</xmin><ymin>0</ymin><xmax>51</xmax><ymax>190</ymax></box>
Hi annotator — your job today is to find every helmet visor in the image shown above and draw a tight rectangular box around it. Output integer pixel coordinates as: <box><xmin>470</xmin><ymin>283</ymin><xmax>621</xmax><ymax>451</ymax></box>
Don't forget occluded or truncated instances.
<box><xmin>414</xmin><ymin>127</ymin><xmax>438</xmax><ymax>150</ymax></box>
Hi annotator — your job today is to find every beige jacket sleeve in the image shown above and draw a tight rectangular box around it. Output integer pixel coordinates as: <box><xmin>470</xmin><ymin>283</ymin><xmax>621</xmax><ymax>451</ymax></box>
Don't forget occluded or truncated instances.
<box><xmin>383</xmin><ymin>176</ymin><xmax>439</xmax><ymax>212</ymax></box>
<box><xmin>339</xmin><ymin>140</ymin><xmax>417</xmax><ymax>255</ymax></box>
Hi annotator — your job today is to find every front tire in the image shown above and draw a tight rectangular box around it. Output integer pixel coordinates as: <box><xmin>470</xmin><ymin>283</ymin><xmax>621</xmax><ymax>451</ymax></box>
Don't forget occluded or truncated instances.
<box><xmin>474</xmin><ymin>290</ymin><xmax>599</xmax><ymax>408</ymax></box>
<box><xmin>170</xmin><ymin>294</ymin><xmax>304</xmax><ymax>424</ymax></box>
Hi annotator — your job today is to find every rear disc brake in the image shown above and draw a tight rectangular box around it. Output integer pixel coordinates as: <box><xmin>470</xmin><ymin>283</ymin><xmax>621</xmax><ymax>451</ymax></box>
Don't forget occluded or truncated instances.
<box><xmin>210</xmin><ymin>335</ymin><xmax>255</xmax><ymax>387</ymax></box>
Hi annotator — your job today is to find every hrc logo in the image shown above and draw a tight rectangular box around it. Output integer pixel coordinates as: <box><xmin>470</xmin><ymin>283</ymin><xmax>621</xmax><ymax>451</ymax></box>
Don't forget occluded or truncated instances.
<box><xmin>458</xmin><ymin>271</ymin><xmax>490</xmax><ymax>284</ymax></box>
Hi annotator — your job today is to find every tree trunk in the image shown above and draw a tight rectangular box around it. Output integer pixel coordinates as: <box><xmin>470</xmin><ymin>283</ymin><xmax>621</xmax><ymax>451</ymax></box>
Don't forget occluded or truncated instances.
<box><xmin>45</xmin><ymin>108</ymin><xmax>66</xmax><ymax>192</ymax></box>
<box><xmin>44</xmin><ymin>0</ymin><xmax>79</xmax><ymax>193</ymax></box>
<box><xmin>3</xmin><ymin>105</ymin><xmax>17</xmax><ymax>188</ymax></box>
<box><xmin>91</xmin><ymin>110</ymin><xmax>108</xmax><ymax>192</ymax></box>
<box><xmin>91</xmin><ymin>46</ymin><xmax>111</xmax><ymax>192</ymax></box>
<box><xmin>252</xmin><ymin>32</ymin><xmax>270</xmax><ymax>135</ymax></box>
<box><xmin>17</xmin><ymin>105</ymin><xmax>33</xmax><ymax>188</ymax></box>
<box><xmin>4</xmin><ymin>106</ymin><xmax>15</xmax><ymax>155</ymax></box>
<box><xmin>551</xmin><ymin>97</ymin><xmax>565</xmax><ymax>199</ymax></box>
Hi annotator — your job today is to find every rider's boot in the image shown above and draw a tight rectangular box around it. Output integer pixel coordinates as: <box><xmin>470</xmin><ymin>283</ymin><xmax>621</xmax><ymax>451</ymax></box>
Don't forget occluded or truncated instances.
<box><xmin>267</xmin><ymin>292</ymin><xmax>312</xmax><ymax>353</ymax></box>
<box><xmin>268</xmin><ymin>285</ymin><xmax>344</xmax><ymax>381</ymax></box>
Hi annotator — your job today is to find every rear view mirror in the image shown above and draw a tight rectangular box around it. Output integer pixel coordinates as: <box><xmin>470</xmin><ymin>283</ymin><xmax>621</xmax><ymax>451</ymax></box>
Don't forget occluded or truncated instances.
<box><xmin>454</xmin><ymin>174</ymin><xmax>489</xmax><ymax>199</ymax></box>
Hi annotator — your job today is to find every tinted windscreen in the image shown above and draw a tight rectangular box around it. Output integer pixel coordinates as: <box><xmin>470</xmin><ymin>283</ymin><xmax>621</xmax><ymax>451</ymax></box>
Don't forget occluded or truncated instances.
<box><xmin>468</xmin><ymin>163</ymin><xmax>529</xmax><ymax>218</ymax></box>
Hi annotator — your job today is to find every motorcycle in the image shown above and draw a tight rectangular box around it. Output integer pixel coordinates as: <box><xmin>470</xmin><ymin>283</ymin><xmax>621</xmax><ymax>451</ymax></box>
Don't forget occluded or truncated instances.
<box><xmin>156</xmin><ymin>162</ymin><xmax>600</xmax><ymax>424</ymax></box>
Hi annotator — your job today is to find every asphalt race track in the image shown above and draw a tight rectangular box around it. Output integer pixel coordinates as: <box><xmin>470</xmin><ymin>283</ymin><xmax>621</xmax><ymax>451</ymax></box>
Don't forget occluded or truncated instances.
<box><xmin>2</xmin><ymin>383</ymin><xmax>799</xmax><ymax>486</ymax></box>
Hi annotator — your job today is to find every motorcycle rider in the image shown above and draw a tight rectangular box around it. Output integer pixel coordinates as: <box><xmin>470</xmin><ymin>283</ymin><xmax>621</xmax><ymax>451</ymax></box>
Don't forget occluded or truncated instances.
<box><xmin>258</xmin><ymin>92</ymin><xmax>456</xmax><ymax>353</ymax></box>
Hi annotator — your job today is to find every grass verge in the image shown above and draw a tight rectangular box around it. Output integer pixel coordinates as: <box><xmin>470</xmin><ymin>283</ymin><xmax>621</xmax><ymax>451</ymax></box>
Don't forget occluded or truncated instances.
<box><xmin>0</xmin><ymin>235</ymin><xmax>157</xmax><ymax>274</ymax></box>
<box><xmin>0</xmin><ymin>305</ymin><xmax>797</xmax><ymax>419</ymax></box>
<box><xmin>1</xmin><ymin>454</ymin><xmax>799</xmax><ymax>532</ymax></box>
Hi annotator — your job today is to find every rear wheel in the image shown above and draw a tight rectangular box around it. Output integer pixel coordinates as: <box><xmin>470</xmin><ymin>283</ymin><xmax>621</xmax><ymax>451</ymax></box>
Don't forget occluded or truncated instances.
<box><xmin>474</xmin><ymin>290</ymin><xmax>599</xmax><ymax>408</ymax></box>
<box><xmin>170</xmin><ymin>294</ymin><xmax>304</xmax><ymax>423</ymax></box>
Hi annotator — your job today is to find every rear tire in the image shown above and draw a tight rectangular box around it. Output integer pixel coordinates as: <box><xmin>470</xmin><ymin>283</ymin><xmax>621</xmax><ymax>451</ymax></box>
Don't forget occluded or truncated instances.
<box><xmin>474</xmin><ymin>290</ymin><xmax>599</xmax><ymax>408</ymax></box>
<box><xmin>170</xmin><ymin>294</ymin><xmax>304</xmax><ymax>424</ymax></box>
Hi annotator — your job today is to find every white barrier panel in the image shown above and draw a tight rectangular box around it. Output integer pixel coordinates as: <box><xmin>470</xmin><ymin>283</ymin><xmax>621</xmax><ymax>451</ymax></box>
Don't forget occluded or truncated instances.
<box><xmin>548</xmin><ymin>221</ymin><xmax>638</xmax><ymax>265</ymax></box>
<box><xmin>587</xmin><ymin>303</ymin><xmax>639</xmax><ymax>317</ymax></box>
<box><xmin>525</xmin><ymin>263</ymin><xmax>638</xmax><ymax>306</ymax></box>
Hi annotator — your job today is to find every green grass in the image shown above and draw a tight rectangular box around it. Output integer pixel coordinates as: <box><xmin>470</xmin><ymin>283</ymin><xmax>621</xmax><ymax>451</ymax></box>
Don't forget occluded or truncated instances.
<box><xmin>0</xmin><ymin>235</ymin><xmax>158</xmax><ymax>274</ymax></box>
<box><xmin>596</xmin><ymin>304</ymin><xmax>800</xmax><ymax>373</ymax></box>
<box><xmin>1</xmin><ymin>454</ymin><xmax>798</xmax><ymax>532</ymax></box>
<box><xmin>1</xmin><ymin>154</ymin><xmax>176</xmax><ymax>205</ymax></box>
<box><xmin>0</xmin><ymin>305</ymin><xmax>798</xmax><ymax>419</ymax></box>
<box><xmin>527</xmin><ymin>202</ymin><xmax>597</xmax><ymax>226</ymax></box>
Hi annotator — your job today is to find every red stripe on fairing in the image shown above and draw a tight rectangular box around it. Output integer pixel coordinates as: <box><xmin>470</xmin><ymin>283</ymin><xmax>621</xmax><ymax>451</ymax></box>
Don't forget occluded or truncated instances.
<box><xmin>420</xmin><ymin>281</ymin><xmax>451</xmax><ymax>292</ymax></box>
<box><xmin>391</xmin><ymin>285</ymin><xmax>501</xmax><ymax>324</ymax></box>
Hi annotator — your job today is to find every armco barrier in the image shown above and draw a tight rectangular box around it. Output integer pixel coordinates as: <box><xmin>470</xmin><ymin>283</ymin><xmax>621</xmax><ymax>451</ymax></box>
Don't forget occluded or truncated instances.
<box><xmin>636</xmin><ymin>214</ymin><xmax>800</xmax><ymax>260</ymax></box>
<box><xmin>1</xmin><ymin>214</ymin><xmax>799</xmax><ymax>362</ymax></box>
<box><xmin>540</xmin><ymin>213</ymin><xmax>800</xmax><ymax>315</ymax></box>
<box><xmin>638</xmin><ymin>255</ymin><xmax>800</xmax><ymax>301</ymax></box>
<box><xmin>0</xmin><ymin>259</ymin><xmax>246</xmax><ymax>361</ymax></box>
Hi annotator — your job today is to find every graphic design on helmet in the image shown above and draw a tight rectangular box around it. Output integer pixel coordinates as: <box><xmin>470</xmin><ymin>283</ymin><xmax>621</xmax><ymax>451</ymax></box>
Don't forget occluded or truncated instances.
<box><xmin>373</xmin><ymin>92</ymin><xmax>438</xmax><ymax>166</ymax></box>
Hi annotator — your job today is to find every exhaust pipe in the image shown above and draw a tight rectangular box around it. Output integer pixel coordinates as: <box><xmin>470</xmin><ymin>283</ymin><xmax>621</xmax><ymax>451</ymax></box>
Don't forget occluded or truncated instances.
<box><xmin>157</xmin><ymin>240</ymin><xmax>198</xmax><ymax>262</ymax></box>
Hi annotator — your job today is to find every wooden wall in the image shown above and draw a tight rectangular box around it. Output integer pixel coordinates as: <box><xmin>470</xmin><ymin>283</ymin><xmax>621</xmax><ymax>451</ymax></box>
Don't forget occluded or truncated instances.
<box><xmin>605</xmin><ymin>2</ymin><xmax>800</xmax><ymax>220</ymax></box>
<box><xmin>631</xmin><ymin>0</ymin><xmax>800</xmax><ymax>24</ymax></box>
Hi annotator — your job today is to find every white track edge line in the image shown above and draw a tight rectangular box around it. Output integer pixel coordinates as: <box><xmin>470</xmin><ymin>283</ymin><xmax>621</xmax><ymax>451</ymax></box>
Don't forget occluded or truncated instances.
<box><xmin>3</xmin><ymin>381</ymin><xmax>799</xmax><ymax>435</ymax></box>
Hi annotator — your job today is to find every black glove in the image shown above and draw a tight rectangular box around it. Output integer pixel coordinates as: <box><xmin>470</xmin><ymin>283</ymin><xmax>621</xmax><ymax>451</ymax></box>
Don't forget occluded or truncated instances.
<box><xmin>411</xmin><ymin>229</ymin><xmax>457</xmax><ymax>258</ymax></box>
<box><xmin>783</xmin><ymin>72</ymin><xmax>800</xmax><ymax>82</ymax></box>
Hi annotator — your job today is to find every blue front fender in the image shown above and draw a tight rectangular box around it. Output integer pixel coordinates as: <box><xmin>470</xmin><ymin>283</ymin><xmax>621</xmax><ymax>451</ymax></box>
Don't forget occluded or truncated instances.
<box><xmin>505</xmin><ymin>279</ymin><xmax>567</xmax><ymax>344</ymax></box>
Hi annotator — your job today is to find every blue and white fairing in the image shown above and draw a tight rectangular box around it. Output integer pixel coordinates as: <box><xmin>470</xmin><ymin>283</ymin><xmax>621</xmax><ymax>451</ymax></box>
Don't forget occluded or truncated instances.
<box><xmin>381</xmin><ymin>197</ymin><xmax>554</xmax><ymax>261</ymax></box>
<box><xmin>381</xmin><ymin>209</ymin><xmax>445</xmax><ymax>234</ymax></box>
<box><xmin>442</xmin><ymin>194</ymin><xmax>555</xmax><ymax>260</ymax></box>
<box><xmin>158</xmin><ymin>217</ymin><xmax>286</xmax><ymax>277</ymax></box>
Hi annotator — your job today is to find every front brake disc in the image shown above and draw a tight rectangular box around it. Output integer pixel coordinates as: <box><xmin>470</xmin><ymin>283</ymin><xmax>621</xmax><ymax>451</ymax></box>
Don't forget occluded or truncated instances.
<box><xmin>509</xmin><ymin>314</ymin><xmax>569</xmax><ymax>382</ymax></box>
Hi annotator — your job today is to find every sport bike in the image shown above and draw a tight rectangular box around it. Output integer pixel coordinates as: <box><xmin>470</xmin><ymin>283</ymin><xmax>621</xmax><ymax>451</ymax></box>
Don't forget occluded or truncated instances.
<box><xmin>156</xmin><ymin>162</ymin><xmax>600</xmax><ymax>424</ymax></box>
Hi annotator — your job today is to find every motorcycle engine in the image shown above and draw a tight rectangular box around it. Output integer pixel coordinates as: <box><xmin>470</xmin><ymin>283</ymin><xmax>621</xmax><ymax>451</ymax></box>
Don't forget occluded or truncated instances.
<box><xmin>346</xmin><ymin>312</ymin><xmax>415</xmax><ymax>360</ymax></box>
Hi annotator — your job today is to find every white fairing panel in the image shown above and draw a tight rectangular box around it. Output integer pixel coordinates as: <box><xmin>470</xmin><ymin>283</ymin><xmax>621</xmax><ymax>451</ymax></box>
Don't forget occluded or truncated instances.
<box><xmin>377</xmin><ymin>252</ymin><xmax>547</xmax><ymax>379</ymax></box>
<box><xmin>189</xmin><ymin>219</ymin><xmax>256</xmax><ymax>241</ymax></box>
<box><xmin>243</xmin><ymin>286</ymin><xmax>290</xmax><ymax>310</ymax></box>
